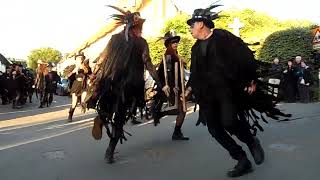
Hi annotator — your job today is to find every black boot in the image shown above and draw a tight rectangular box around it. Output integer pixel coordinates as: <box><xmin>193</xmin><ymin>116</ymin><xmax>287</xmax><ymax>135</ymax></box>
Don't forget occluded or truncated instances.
<box><xmin>105</xmin><ymin>138</ymin><xmax>119</xmax><ymax>164</ymax></box>
<box><xmin>68</xmin><ymin>108</ymin><xmax>75</xmax><ymax>122</ymax></box>
<box><xmin>227</xmin><ymin>156</ymin><xmax>252</xmax><ymax>177</ymax></box>
<box><xmin>153</xmin><ymin>111</ymin><xmax>165</xmax><ymax>126</ymax></box>
<box><xmin>12</xmin><ymin>101</ymin><xmax>16</xmax><ymax>109</ymax></box>
<box><xmin>248</xmin><ymin>137</ymin><xmax>265</xmax><ymax>165</ymax></box>
<box><xmin>172</xmin><ymin>126</ymin><xmax>189</xmax><ymax>140</ymax></box>
<box><xmin>38</xmin><ymin>101</ymin><xmax>44</xmax><ymax>108</ymax></box>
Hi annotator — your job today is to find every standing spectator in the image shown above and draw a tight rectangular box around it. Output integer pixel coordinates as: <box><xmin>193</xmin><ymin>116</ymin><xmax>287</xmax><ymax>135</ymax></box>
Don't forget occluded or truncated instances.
<box><xmin>5</xmin><ymin>66</ymin><xmax>14</xmax><ymax>103</ymax></box>
<box><xmin>268</xmin><ymin>58</ymin><xmax>283</xmax><ymax>97</ymax></box>
<box><xmin>298</xmin><ymin>62</ymin><xmax>312</xmax><ymax>103</ymax></box>
<box><xmin>294</xmin><ymin>56</ymin><xmax>304</xmax><ymax>101</ymax></box>
<box><xmin>25</xmin><ymin>69</ymin><xmax>35</xmax><ymax>103</ymax></box>
<box><xmin>46</xmin><ymin>63</ymin><xmax>60</xmax><ymax>106</ymax></box>
<box><xmin>282</xmin><ymin>60</ymin><xmax>296</xmax><ymax>102</ymax></box>
<box><xmin>12</xmin><ymin>64</ymin><xmax>26</xmax><ymax>108</ymax></box>
<box><xmin>0</xmin><ymin>71</ymin><xmax>6</xmax><ymax>104</ymax></box>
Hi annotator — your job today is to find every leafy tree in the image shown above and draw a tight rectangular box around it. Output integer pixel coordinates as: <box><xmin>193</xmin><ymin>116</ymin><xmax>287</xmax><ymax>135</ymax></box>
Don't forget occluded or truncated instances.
<box><xmin>148</xmin><ymin>13</ymin><xmax>194</xmax><ymax>69</ymax></box>
<box><xmin>147</xmin><ymin>38</ymin><xmax>166</xmax><ymax>66</ymax></box>
<box><xmin>162</xmin><ymin>14</ymin><xmax>191</xmax><ymax>35</ymax></box>
<box><xmin>27</xmin><ymin>47</ymin><xmax>63</xmax><ymax>70</ymax></box>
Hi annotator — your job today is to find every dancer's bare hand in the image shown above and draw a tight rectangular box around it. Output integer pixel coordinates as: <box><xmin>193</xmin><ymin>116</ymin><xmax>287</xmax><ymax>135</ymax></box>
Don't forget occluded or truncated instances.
<box><xmin>173</xmin><ymin>87</ymin><xmax>179</xmax><ymax>95</ymax></box>
<box><xmin>244</xmin><ymin>80</ymin><xmax>256</xmax><ymax>95</ymax></box>
<box><xmin>181</xmin><ymin>87</ymin><xmax>192</xmax><ymax>101</ymax></box>
<box><xmin>162</xmin><ymin>85</ymin><xmax>170</xmax><ymax>97</ymax></box>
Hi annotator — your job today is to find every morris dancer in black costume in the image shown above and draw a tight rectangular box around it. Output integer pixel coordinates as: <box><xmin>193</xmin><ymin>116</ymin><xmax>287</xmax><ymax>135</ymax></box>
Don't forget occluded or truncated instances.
<box><xmin>87</xmin><ymin>6</ymin><xmax>170</xmax><ymax>163</ymax></box>
<box><xmin>184</xmin><ymin>3</ymin><xmax>291</xmax><ymax>177</ymax></box>
<box><xmin>68</xmin><ymin>53</ymin><xmax>92</xmax><ymax>122</ymax></box>
<box><xmin>152</xmin><ymin>30</ymin><xmax>189</xmax><ymax>140</ymax></box>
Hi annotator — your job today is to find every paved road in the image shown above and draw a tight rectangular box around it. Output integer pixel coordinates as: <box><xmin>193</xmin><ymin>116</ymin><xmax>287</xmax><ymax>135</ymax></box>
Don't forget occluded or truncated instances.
<box><xmin>0</xmin><ymin>100</ymin><xmax>319</xmax><ymax>180</ymax></box>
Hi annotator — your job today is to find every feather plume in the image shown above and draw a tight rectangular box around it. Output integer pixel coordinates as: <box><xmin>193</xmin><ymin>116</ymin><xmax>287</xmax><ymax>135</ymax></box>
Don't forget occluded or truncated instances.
<box><xmin>107</xmin><ymin>5</ymin><xmax>129</xmax><ymax>15</ymax></box>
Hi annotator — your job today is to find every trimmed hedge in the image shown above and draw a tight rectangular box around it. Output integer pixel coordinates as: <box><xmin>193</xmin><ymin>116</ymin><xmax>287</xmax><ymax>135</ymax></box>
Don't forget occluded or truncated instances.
<box><xmin>259</xmin><ymin>27</ymin><xmax>314</xmax><ymax>62</ymax></box>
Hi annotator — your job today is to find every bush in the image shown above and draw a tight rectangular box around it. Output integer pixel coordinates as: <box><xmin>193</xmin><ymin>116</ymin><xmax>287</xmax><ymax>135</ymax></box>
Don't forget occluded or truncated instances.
<box><xmin>259</xmin><ymin>27</ymin><xmax>314</xmax><ymax>62</ymax></box>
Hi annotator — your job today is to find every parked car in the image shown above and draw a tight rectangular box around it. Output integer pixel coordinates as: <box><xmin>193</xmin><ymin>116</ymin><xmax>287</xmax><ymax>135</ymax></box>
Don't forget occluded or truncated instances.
<box><xmin>56</xmin><ymin>78</ymin><xmax>69</xmax><ymax>96</ymax></box>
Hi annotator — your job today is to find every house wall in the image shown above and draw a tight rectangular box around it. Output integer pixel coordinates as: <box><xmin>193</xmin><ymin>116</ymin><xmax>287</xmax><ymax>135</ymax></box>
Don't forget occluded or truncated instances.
<box><xmin>0</xmin><ymin>62</ymin><xmax>6</xmax><ymax>72</ymax></box>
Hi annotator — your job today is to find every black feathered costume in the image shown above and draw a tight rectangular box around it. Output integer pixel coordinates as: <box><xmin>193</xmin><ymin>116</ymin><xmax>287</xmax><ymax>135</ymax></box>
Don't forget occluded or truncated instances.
<box><xmin>88</xmin><ymin>6</ymin><xmax>163</xmax><ymax>163</ymax></box>
<box><xmin>186</xmin><ymin>2</ymin><xmax>290</xmax><ymax>177</ymax></box>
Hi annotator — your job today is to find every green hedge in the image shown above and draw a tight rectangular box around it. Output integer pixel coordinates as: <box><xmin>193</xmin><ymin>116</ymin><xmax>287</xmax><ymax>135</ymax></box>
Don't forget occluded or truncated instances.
<box><xmin>258</xmin><ymin>27</ymin><xmax>314</xmax><ymax>62</ymax></box>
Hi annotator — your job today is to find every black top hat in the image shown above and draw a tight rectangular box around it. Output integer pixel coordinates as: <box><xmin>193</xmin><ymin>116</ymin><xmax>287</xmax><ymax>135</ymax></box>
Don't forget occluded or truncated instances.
<box><xmin>47</xmin><ymin>62</ymin><xmax>54</xmax><ymax>67</ymax></box>
<box><xmin>163</xmin><ymin>31</ymin><xmax>180</xmax><ymax>47</ymax></box>
<box><xmin>187</xmin><ymin>2</ymin><xmax>222</xmax><ymax>29</ymax></box>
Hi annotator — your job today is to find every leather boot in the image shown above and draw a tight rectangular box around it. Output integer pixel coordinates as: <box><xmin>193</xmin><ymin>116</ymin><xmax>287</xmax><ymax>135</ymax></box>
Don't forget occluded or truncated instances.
<box><xmin>92</xmin><ymin>116</ymin><xmax>103</xmax><ymax>140</ymax></box>
<box><xmin>68</xmin><ymin>107</ymin><xmax>75</xmax><ymax>122</ymax></box>
<box><xmin>153</xmin><ymin>111</ymin><xmax>165</xmax><ymax>126</ymax></box>
<box><xmin>248</xmin><ymin>137</ymin><xmax>265</xmax><ymax>165</ymax></box>
<box><xmin>172</xmin><ymin>127</ymin><xmax>189</xmax><ymax>140</ymax></box>
<box><xmin>227</xmin><ymin>156</ymin><xmax>252</xmax><ymax>177</ymax></box>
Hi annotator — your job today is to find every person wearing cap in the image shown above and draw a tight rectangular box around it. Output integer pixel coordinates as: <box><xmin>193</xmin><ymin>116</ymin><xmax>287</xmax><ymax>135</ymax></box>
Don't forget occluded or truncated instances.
<box><xmin>184</xmin><ymin>3</ymin><xmax>290</xmax><ymax>178</ymax></box>
<box><xmin>87</xmin><ymin>5</ymin><xmax>170</xmax><ymax>164</ymax></box>
<box><xmin>45</xmin><ymin>63</ymin><xmax>60</xmax><ymax>106</ymax></box>
<box><xmin>151</xmin><ymin>30</ymin><xmax>189</xmax><ymax>140</ymax></box>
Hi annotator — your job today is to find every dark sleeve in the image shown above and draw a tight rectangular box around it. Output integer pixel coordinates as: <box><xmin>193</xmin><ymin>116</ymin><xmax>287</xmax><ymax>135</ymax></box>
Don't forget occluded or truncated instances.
<box><xmin>142</xmin><ymin>41</ymin><xmax>163</xmax><ymax>89</ymax></box>
<box><xmin>186</xmin><ymin>45</ymin><xmax>197</xmax><ymax>89</ymax></box>
<box><xmin>305</xmin><ymin>68</ymin><xmax>313</xmax><ymax>85</ymax></box>
<box><xmin>186</xmin><ymin>53</ymin><xmax>194</xmax><ymax>88</ymax></box>
<box><xmin>217</xmin><ymin>30</ymin><xmax>257</xmax><ymax>86</ymax></box>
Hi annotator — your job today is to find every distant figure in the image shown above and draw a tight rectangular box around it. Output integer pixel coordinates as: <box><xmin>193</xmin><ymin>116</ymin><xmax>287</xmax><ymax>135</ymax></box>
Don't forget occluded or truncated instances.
<box><xmin>282</xmin><ymin>60</ymin><xmax>296</xmax><ymax>102</ymax></box>
<box><xmin>297</xmin><ymin>62</ymin><xmax>312</xmax><ymax>103</ymax></box>
<box><xmin>268</xmin><ymin>58</ymin><xmax>283</xmax><ymax>97</ymax></box>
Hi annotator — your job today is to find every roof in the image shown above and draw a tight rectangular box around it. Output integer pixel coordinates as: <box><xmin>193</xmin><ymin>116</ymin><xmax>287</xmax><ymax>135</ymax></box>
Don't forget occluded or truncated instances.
<box><xmin>68</xmin><ymin>0</ymin><xmax>180</xmax><ymax>58</ymax></box>
<box><xmin>0</xmin><ymin>53</ymin><xmax>11</xmax><ymax>67</ymax></box>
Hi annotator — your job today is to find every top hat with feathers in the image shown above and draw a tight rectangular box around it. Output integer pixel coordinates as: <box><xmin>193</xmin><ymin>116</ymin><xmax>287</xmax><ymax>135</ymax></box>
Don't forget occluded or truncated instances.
<box><xmin>108</xmin><ymin>5</ymin><xmax>145</xmax><ymax>41</ymax></box>
<box><xmin>47</xmin><ymin>62</ymin><xmax>54</xmax><ymax>68</ymax></box>
<box><xmin>75</xmin><ymin>52</ymin><xmax>86</xmax><ymax>60</ymax></box>
<box><xmin>159</xmin><ymin>30</ymin><xmax>181</xmax><ymax>47</ymax></box>
<box><xmin>187</xmin><ymin>1</ymin><xmax>222</xmax><ymax>29</ymax></box>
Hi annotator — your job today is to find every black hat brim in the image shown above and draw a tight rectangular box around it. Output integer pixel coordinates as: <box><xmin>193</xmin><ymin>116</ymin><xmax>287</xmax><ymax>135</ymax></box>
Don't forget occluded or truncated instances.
<box><xmin>187</xmin><ymin>18</ymin><xmax>214</xmax><ymax>29</ymax></box>
<box><xmin>165</xmin><ymin>36</ymin><xmax>180</xmax><ymax>47</ymax></box>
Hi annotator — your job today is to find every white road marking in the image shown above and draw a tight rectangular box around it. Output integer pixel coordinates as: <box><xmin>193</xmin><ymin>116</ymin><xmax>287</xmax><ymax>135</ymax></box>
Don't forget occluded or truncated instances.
<box><xmin>0</xmin><ymin>112</ymin><xmax>96</xmax><ymax>132</ymax></box>
<box><xmin>0</xmin><ymin>120</ymin><xmax>92</xmax><ymax>151</ymax></box>
<box><xmin>0</xmin><ymin>104</ymin><xmax>71</xmax><ymax>115</ymax></box>
<box><xmin>35</xmin><ymin>118</ymin><xmax>93</xmax><ymax>132</ymax></box>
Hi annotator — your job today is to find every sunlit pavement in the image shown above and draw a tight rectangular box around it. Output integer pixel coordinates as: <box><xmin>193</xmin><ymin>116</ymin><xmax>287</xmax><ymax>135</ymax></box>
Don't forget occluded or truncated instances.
<box><xmin>0</xmin><ymin>99</ymin><xmax>320</xmax><ymax>180</ymax></box>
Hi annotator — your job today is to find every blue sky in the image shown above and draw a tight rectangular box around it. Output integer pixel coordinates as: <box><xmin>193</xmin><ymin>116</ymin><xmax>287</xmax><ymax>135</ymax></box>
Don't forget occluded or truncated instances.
<box><xmin>0</xmin><ymin>0</ymin><xmax>319</xmax><ymax>59</ymax></box>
